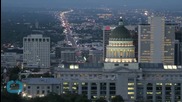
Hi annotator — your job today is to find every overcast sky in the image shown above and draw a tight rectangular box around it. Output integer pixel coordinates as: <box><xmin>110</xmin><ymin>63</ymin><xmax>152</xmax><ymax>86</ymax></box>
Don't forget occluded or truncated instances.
<box><xmin>2</xmin><ymin>0</ymin><xmax>182</xmax><ymax>10</ymax></box>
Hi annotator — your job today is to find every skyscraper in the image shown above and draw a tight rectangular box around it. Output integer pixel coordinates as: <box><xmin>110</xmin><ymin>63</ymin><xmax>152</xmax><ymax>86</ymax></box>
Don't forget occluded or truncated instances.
<box><xmin>175</xmin><ymin>31</ymin><xmax>182</xmax><ymax>65</ymax></box>
<box><xmin>138</xmin><ymin>16</ymin><xmax>176</xmax><ymax>65</ymax></box>
<box><xmin>23</xmin><ymin>34</ymin><xmax>50</xmax><ymax>68</ymax></box>
<box><xmin>103</xmin><ymin>26</ymin><xmax>115</xmax><ymax>60</ymax></box>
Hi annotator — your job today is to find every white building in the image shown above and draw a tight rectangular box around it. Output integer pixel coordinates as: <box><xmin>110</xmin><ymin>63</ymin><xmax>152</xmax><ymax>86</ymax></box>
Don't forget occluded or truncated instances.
<box><xmin>22</xmin><ymin>64</ymin><xmax>182</xmax><ymax>102</ymax></box>
<box><xmin>23</xmin><ymin>34</ymin><xmax>50</xmax><ymax>68</ymax></box>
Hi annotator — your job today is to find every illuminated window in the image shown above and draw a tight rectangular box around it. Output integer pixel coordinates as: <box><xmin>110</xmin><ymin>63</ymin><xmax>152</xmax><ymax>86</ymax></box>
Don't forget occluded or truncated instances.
<box><xmin>128</xmin><ymin>92</ymin><xmax>134</xmax><ymax>95</ymax></box>
<box><xmin>156</xmin><ymin>83</ymin><xmax>162</xmax><ymax>85</ymax></box>
<box><xmin>63</xmin><ymin>82</ymin><xmax>68</xmax><ymax>85</ymax></box>
<box><xmin>128</xmin><ymin>87</ymin><xmax>134</xmax><ymax>90</ymax></box>
<box><xmin>128</xmin><ymin>83</ymin><xmax>134</xmax><ymax>86</ymax></box>
<box><xmin>147</xmin><ymin>92</ymin><xmax>153</xmax><ymax>94</ymax></box>
<box><xmin>165</xmin><ymin>83</ymin><xmax>172</xmax><ymax>85</ymax></box>
<box><xmin>156</xmin><ymin>92</ymin><xmax>162</xmax><ymax>94</ymax></box>
<box><xmin>131</xmin><ymin>96</ymin><xmax>135</xmax><ymax>99</ymax></box>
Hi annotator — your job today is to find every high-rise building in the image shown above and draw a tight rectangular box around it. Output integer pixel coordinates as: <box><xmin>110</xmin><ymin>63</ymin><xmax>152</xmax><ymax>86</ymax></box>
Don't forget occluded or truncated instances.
<box><xmin>138</xmin><ymin>16</ymin><xmax>176</xmax><ymax>65</ymax></box>
<box><xmin>23</xmin><ymin>34</ymin><xmax>50</xmax><ymax>68</ymax></box>
<box><xmin>175</xmin><ymin>31</ymin><xmax>182</xmax><ymax>65</ymax></box>
<box><xmin>88</xmin><ymin>48</ymin><xmax>103</xmax><ymax>63</ymax></box>
<box><xmin>103</xmin><ymin>26</ymin><xmax>115</xmax><ymax>60</ymax></box>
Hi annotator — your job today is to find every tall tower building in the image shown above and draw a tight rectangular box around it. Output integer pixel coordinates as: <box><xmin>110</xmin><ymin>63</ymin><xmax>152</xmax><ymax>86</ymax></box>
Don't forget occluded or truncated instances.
<box><xmin>103</xmin><ymin>26</ymin><xmax>115</xmax><ymax>60</ymax></box>
<box><xmin>175</xmin><ymin>31</ymin><xmax>182</xmax><ymax>65</ymax></box>
<box><xmin>23</xmin><ymin>34</ymin><xmax>50</xmax><ymax>68</ymax></box>
<box><xmin>105</xmin><ymin>17</ymin><xmax>137</xmax><ymax>63</ymax></box>
<box><xmin>138</xmin><ymin>16</ymin><xmax>176</xmax><ymax>65</ymax></box>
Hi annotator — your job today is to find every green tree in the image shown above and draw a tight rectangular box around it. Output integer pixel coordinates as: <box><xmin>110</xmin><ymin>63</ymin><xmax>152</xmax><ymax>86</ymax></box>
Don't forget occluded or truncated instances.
<box><xmin>95</xmin><ymin>97</ymin><xmax>107</xmax><ymax>102</ymax></box>
<box><xmin>1</xmin><ymin>90</ymin><xmax>22</xmax><ymax>102</ymax></box>
<box><xmin>9</xmin><ymin>67</ymin><xmax>21</xmax><ymax>80</ymax></box>
<box><xmin>111</xmin><ymin>95</ymin><xmax>124</xmax><ymax>102</ymax></box>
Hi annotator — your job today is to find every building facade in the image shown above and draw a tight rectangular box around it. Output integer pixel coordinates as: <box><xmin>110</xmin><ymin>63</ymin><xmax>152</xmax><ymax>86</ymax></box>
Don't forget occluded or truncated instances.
<box><xmin>23</xmin><ymin>34</ymin><xmax>50</xmax><ymax>68</ymax></box>
<box><xmin>22</xmin><ymin>64</ymin><xmax>182</xmax><ymax>102</ymax></box>
<box><xmin>138</xmin><ymin>17</ymin><xmax>176</xmax><ymax>65</ymax></box>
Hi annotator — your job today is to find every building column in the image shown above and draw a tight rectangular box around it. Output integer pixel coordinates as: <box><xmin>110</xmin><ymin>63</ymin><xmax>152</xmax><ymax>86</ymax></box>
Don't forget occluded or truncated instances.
<box><xmin>134</xmin><ymin>78</ymin><xmax>137</xmax><ymax>100</ymax></box>
<box><xmin>88</xmin><ymin>82</ymin><xmax>91</xmax><ymax>99</ymax></box>
<box><xmin>69</xmin><ymin>82</ymin><xmax>72</xmax><ymax>93</ymax></box>
<box><xmin>153</xmin><ymin>83</ymin><xmax>156</xmax><ymax>102</ymax></box>
<box><xmin>106</xmin><ymin>82</ymin><xmax>110</xmax><ymax>101</ymax></box>
<box><xmin>128</xmin><ymin>51</ymin><xmax>131</xmax><ymax>58</ymax></box>
<box><xmin>143</xmin><ymin>82</ymin><xmax>147</xmax><ymax>101</ymax></box>
<box><xmin>171</xmin><ymin>83</ymin><xmax>175</xmax><ymax>102</ymax></box>
<box><xmin>60</xmin><ymin>83</ymin><xmax>63</xmax><ymax>94</ymax></box>
<box><xmin>117</xmin><ymin>50</ymin><xmax>120</xmax><ymax>58</ymax></box>
<box><xmin>123</xmin><ymin>50</ymin><xmax>126</xmax><ymax>57</ymax></box>
<box><xmin>181</xmin><ymin>83</ymin><xmax>182</xmax><ymax>102</ymax></box>
<box><xmin>97</xmin><ymin>82</ymin><xmax>100</xmax><ymax>98</ymax></box>
<box><xmin>162</xmin><ymin>82</ymin><xmax>165</xmax><ymax>102</ymax></box>
<box><xmin>78</xmin><ymin>82</ymin><xmax>82</xmax><ymax>95</ymax></box>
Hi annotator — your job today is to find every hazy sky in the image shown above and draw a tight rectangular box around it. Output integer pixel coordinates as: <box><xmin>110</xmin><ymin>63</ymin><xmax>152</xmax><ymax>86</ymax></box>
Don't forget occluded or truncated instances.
<box><xmin>2</xmin><ymin>0</ymin><xmax>182</xmax><ymax>10</ymax></box>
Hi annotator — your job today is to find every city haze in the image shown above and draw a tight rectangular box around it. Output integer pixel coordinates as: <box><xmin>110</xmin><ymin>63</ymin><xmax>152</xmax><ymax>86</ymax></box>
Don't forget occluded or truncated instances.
<box><xmin>2</xmin><ymin>0</ymin><xmax>182</xmax><ymax>10</ymax></box>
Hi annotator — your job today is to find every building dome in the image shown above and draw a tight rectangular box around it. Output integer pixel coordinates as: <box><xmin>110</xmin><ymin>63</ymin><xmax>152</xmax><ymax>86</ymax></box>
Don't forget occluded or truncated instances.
<box><xmin>110</xmin><ymin>25</ymin><xmax>131</xmax><ymax>39</ymax></box>
<box><xmin>109</xmin><ymin>17</ymin><xmax>132</xmax><ymax>41</ymax></box>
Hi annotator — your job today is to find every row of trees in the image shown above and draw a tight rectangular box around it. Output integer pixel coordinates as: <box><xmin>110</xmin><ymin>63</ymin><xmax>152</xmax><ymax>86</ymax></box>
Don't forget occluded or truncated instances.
<box><xmin>1</xmin><ymin>90</ymin><xmax>124</xmax><ymax>102</ymax></box>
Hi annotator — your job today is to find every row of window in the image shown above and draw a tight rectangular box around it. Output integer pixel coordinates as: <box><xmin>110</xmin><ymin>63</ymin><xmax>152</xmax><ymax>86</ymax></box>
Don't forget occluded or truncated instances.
<box><xmin>24</xmin><ymin>38</ymin><xmax>49</xmax><ymax>42</ymax></box>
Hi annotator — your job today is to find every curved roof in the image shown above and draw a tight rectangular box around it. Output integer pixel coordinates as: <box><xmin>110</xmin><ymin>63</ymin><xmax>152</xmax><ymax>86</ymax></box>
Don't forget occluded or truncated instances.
<box><xmin>110</xmin><ymin>25</ymin><xmax>131</xmax><ymax>39</ymax></box>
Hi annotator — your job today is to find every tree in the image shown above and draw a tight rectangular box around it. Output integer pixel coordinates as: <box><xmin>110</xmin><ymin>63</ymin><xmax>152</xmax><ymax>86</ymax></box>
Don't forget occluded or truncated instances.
<box><xmin>1</xmin><ymin>90</ymin><xmax>22</xmax><ymax>102</ymax></box>
<box><xmin>95</xmin><ymin>97</ymin><xmax>107</xmax><ymax>102</ymax></box>
<box><xmin>9</xmin><ymin>67</ymin><xmax>21</xmax><ymax>80</ymax></box>
<box><xmin>111</xmin><ymin>95</ymin><xmax>124</xmax><ymax>102</ymax></box>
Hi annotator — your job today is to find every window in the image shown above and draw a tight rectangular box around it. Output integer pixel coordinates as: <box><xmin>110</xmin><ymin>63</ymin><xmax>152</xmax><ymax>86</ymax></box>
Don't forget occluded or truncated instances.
<box><xmin>57</xmin><ymin>86</ymin><xmax>59</xmax><ymax>89</ymax></box>
<box><xmin>42</xmin><ymin>90</ymin><xmax>45</xmax><ymax>94</ymax></box>
<box><xmin>47</xmin><ymin>86</ymin><xmax>50</xmax><ymax>89</ymax></box>
<box><xmin>114</xmin><ymin>64</ymin><xmax>119</xmax><ymax>66</ymax></box>
<box><xmin>37</xmin><ymin>86</ymin><xmax>39</xmax><ymax>89</ymax></box>
<box><xmin>28</xmin><ymin>86</ymin><xmax>31</xmax><ymax>89</ymax></box>
<box><xmin>124</xmin><ymin>64</ymin><xmax>128</xmax><ymax>66</ymax></box>
<box><xmin>37</xmin><ymin>90</ymin><xmax>39</xmax><ymax>94</ymax></box>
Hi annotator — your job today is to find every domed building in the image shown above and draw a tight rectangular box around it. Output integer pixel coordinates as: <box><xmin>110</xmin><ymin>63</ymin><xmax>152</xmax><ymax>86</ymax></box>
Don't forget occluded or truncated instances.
<box><xmin>105</xmin><ymin>17</ymin><xmax>137</xmax><ymax>63</ymax></box>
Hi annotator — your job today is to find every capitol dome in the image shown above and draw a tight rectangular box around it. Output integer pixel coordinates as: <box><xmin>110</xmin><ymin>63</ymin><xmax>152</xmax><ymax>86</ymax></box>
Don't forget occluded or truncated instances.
<box><xmin>109</xmin><ymin>17</ymin><xmax>132</xmax><ymax>41</ymax></box>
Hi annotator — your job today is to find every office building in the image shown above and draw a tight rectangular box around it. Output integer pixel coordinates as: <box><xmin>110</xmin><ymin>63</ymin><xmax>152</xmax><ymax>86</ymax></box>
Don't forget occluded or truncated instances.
<box><xmin>1</xmin><ymin>52</ymin><xmax>17</xmax><ymax>68</ymax></box>
<box><xmin>55</xmin><ymin>46</ymin><xmax>76</xmax><ymax>63</ymax></box>
<box><xmin>175</xmin><ymin>31</ymin><xmax>182</xmax><ymax>65</ymax></box>
<box><xmin>23</xmin><ymin>34</ymin><xmax>50</xmax><ymax>68</ymax></box>
<box><xmin>88</xmin><ymin>48</ymin><xmax>103</xmax><ymax>63</ymax></box>
<box><xmin>103</xmin><ymin>25</ymin><xmax>115</xmax><ymax>60</ymax></box>
<box><xmin>138</xmin><ymin>16</ymin><xmax>176</xmax><ymax>65</ymax></box>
